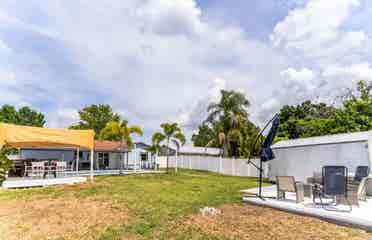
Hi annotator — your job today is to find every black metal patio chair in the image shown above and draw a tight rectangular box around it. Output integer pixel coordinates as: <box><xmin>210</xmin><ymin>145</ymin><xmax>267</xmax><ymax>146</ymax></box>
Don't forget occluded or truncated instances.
<box><xmin>312</xmin><ymin>166</ymin><xmax>352</xmax><ymax>211</ymax></box>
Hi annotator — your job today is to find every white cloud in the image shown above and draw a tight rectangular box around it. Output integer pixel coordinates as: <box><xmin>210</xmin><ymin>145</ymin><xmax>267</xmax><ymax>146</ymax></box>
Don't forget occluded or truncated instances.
<box><xmin>208</xmin><ymin>78</ymin><xmax>227</xmax><ymax>103</ymax></box>
<box><xmin>258</xmin><ymin>67</ymin><xmax>321</xmax><ymax>120</ymax></box>
<box><xmin>0</xmin><ymin>39</ymin><xmax>11</xmax><ymax>53</ymax></box>
<box><xmin>261</xmin><ymin>0</ymin><xmax>372</xmax><ymax>124</ymax></box>
<box><xmin>323</xmin><ymin>63</ymin><xmax>372</xmax><ymax>81</ymax></box>
<box><xmin>27</xmin><ymin>0</ymin><xmax>288</xmax><ymax>136</ymax></box>
<box><xmin>176</xmin><ymin>77</ymin><xmax>227</xmax><ymax>129</ymax></box>
<box><xmin>260</xmin><ymin>62</ymin><xmax>372</xmax><ymax>120</ymax></box>
<box><xmin>138</xmin><ymin>0</ymin><xmax>205</xmax><ymax>36</ymax></box>
<box><xmin>0</xmin><ymin>69</ymin><xmax>16</xmax><ymax>87</ymax></box>
<box><xmin>280</xmin><ymin>68</ymin><xmax>316</xmax><ymax>82</ymax></box>
<box><xmin>46</xmin><ymin>108</ymin><xmax>79</xmax><ymax>128</ymax></box>
<box><xmin>0</xmin><ymin>69</ymin><xmax>29</xmax><ymax>106</ymax></box>
<box><xmin>271</xmin><ymin>0</ymin><xmax>364</xmax><ymax>63</ymax></box>
<box><xmin>2</xmin><ymin>0</ymin><xmax>372</xmax><ymax>142</ymax></box>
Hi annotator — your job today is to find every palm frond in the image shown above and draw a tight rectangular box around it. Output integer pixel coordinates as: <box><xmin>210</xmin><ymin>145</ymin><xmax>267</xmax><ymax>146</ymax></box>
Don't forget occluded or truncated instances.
<box><xmin>152</xmin><ymin>132</ymin><xmax>166</xmax><ymax>145</ymax></box>
<box><xmin>174</xmin><ymin>132</ymin><xmax>186</xmax><ymax>145</ymax></box>
<box><xmin>130</xmin><ymin>125</ymin><xmax>143</xmax><ymax>136</ymax></box>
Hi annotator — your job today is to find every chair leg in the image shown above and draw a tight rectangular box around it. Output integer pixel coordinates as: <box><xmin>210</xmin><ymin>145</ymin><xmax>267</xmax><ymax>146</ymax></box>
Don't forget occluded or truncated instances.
<box><xmin>277</xmin><ymin>190</ymin><xmax>285</xmax><ymax>200</ymax></box>
<box><xmin>296</xmin><ymin>183</ymin><xmax>305</xmax><ymax>203</ymax></box>
<box><xmin>296</xmin><ymin>191</ymin><xmax>304</xmax><ymax>203</ymax></box>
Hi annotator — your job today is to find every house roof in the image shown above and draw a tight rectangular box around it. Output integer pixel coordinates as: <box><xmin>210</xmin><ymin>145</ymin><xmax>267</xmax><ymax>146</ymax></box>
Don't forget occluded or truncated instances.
<box><xmin>159</xmin><ymin>145</ymin><xmax>176</xmax><ymax>155</ymax></box>
<box><xmin>134</xmin><ymin>142</ymin><xmax>150</xmax><ymax>149</ymax></box>
<box><xmin>272</xmin><ymin>131</ymin><xmax>372</xmax><ymax>149</ymax></box>
<box><xmin>94</xmin><ymin>140</ymin><xmax>127</xmax><ymax>152</ymax></box>
<box><xmin>179</xmin><ymin>146</ymin><xmax>221</xmax><ymax>155</ymax></box>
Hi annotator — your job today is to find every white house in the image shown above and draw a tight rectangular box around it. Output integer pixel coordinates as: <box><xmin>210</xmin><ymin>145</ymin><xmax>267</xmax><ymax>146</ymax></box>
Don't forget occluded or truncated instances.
<box><xmin>127</xmin><ymin>142</ymin><xmax>154</xmax><ymax>169</ymax></box>
<box><xmin>268</xmin><ymin>131</ymin><xmax>372</xmax><ymax>182</ymax></box>
<box><xmin>19</xmin><ymin>140</ymin><xmax>127</xmax><ymax>171</ymax></box>
<box><xmin>13</xmin><ymin>141</ymin><xmax>156</xmax><ymax>176</ymax></box>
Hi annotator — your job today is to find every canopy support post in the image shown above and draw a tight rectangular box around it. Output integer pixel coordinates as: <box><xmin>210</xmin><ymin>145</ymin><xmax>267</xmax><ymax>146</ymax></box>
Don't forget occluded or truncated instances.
<box><xmin>134</xmin><ymin>144</ymin><xmax>137</xmax><ymax>172</ymax></box>
<box><xmin>76</xmin><ymin>148</ymin><xmax>80</xmax><ymax>174</ymax></box>
<box><xmin>175</xmin><ymin>148</ymin><xmax>178</xmax><ymax>173</ymax></box>
<box><xmin>90</xmin><ymin>148</ymin><xmax>94</xmax><ymax>181</ymax></box>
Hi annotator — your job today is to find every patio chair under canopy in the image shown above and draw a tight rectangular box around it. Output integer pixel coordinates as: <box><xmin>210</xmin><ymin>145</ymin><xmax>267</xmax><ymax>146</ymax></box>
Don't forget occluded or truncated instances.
<box><xmin>0</xmin><ymin>123</ymin><xmax>95</xmax><ymax>180</ymax></box>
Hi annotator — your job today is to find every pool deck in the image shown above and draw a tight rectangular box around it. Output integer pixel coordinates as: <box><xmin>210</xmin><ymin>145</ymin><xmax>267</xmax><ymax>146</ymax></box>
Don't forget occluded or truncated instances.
<box><xmin>241</xmin><ymin>185</ymin><xmax>372</xmax><ymax>231</ymax></box>
<box><xmin>2</xmin><ymin>170</ymin><xmax>165</xmax><ymax>189</ymax></box>
<box><xmin>2</xmin><ymin>176</ymin><xmax>87</xmax><ymax>189</ymax></box>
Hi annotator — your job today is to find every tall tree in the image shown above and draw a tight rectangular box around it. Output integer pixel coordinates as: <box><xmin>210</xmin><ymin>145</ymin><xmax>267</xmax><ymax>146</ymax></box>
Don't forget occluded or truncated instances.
<box><xmin>193</xmin><ymin>121</ymin><xmax>226</xmax><ymax>155</ymax></box>
<box><xmin>153</xmin><ymin>123</ymin><xmax>185</xmax><ymax>173</ymax></box>
<box><xmin>207</xmin><ymin>90</ymin><xmax>250</xmax><ymax>128</ymax></box>
<box><xmin>0</xmin><ymin>105</ymin><xmax>45</xmax><ymax>127</ymax></box>
<box><xmin>276</xmin><ymin>80</ymin><xmax>372</xmax><ymax>139</ymax></box>
<box><xmin>100</xmin><ymin>119</ymin><xmax>143</xmax><ymax>148</ymax></box>
<box><xmin>277</xmin><ymin>100</ymin><xmax>337</xmax><ymax>139</ymax></box>
<box><xmin>17</xmin><ymin>106</ymin><xmax>46</xmax><ymax>127</ymax></box>
<box><xmin>0</xmin><ymin>105</ymin><xmax>18</xmax><ymax>124</ymax></box>
<box><xmin>191</xmin><ymin>123</ymin><xmax>216</xmax><ymax>147</ymax></box>
<box><xmin>200</xmin><ymin>90</ymin><xmax>251</xmax><ymax>157</ymax></box>
<box><xmin>331</xmin><ymin>80</ymin><xmax>372</xmax><ymax>133</ymax></box>
<box><xmin>70</xmin><ymin>104</ymin><xmax>120</xmax><ymax>138</ymax></box>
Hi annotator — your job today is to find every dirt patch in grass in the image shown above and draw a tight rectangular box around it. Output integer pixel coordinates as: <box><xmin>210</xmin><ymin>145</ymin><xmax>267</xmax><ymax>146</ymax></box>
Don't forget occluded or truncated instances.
<box><xmin>0</xmin><ymin>197</ymin><xmax>129</xmax><ymax>240</ymax></box>
<box><xmin>176</xmin><ymin>204</ymin><xmax>372</xmax><ymax>240</ymax></box>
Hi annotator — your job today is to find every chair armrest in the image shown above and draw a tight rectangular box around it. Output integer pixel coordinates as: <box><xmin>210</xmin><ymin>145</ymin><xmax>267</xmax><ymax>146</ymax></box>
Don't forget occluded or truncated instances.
<box><xmin>357</xmin><ymin>178</ymin><xmax>367</xmax><ymax>201</ymax></box>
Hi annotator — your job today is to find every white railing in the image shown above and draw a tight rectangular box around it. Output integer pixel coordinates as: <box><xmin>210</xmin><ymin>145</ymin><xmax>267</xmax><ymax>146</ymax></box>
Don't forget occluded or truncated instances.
<box><xmin>164</xmin><ymin>155</ymin><xmax>268</xmax><ymax>178</ymax></box>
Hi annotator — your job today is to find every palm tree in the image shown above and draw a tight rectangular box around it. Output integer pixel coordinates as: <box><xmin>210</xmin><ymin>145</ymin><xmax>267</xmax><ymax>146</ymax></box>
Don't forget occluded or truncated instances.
<box><xmin>147</xmin><ymin>133</ymin><xmax>164</xmax><ymax>168</ymax></box>
<box><xmin>206</xmin><ymin>90</ymin><xmax>250</xmax><ymax>157</ymax></box>
<box><xmin>153</xmin><ymin>123</ymin><xmax>185</xmax><ymax>173</ymax></box>
<box><xmin>207</xmin><ymin>90</ymin><xmax>250</xmax><ymax>129</ymax></box>
<box><xmin>100</xmin><ymin>119</ymin><xmax>143</xmax><ymax>149</ymax></box>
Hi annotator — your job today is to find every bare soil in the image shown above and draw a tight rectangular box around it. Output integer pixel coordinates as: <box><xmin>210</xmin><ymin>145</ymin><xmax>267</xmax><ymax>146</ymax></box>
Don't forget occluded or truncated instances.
<box><xmin>0</xmin><ymin>196</ymin><xmax>129</xmax><ymax>240</ymax></box>
<box><xmin>177</xmin><ymin>204</ymin><xmax>372</xmax><ymax>240</ymax></box>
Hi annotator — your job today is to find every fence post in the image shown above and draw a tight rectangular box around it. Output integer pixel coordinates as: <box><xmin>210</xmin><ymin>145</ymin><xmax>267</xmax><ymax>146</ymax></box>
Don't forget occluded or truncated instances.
<box><xmin>247</xmin><ymin>159</ymin><xmax>250</xmax><ymax>177</ymax></box>
<box><xmin>232</xmin><ymin>158</ymin><xmax>235</xmax><ymax>176</ymax></box>
<box><xmin>219</xmin><ymin>155</ymin><xmax>222</xmax><ymax>174</ymax></box>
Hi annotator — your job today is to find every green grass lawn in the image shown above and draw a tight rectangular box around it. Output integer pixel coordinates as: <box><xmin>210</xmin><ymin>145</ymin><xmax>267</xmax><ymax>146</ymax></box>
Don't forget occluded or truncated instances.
<box><xmin>1</xmin><ymin>170</ymin><xmax>369</xmax><ymax>240</ymax></box>
<box><xmin>0</xmin><ymin>169</ymin><xmax>261</xmax><ymax>240</ymax></box>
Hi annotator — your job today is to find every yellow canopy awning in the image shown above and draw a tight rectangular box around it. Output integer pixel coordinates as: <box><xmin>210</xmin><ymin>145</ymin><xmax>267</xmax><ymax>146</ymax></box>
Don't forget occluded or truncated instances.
<box><xmin>0</xmin><ymin>123</ymin><xmax>95</xmax><ymax>149</ymax></box>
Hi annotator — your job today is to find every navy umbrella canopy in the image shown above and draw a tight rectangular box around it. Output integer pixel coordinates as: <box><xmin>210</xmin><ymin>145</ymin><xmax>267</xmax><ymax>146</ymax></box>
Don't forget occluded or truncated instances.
<box><xmin>260</xmin><ymin>117</ymin><xmax>280</xmax><ymax>162</ymax></box>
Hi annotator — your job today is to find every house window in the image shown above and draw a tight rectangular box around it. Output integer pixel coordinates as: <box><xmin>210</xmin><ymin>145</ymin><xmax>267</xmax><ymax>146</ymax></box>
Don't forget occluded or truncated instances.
<box><xmin>98</xmin><ymin>152</ymin><xmax>110</xmax><ymax>169</ymax></box>
<box><xmin>140</xmin><ymin>153</ymin><xmax>148</xmax><ymax>161</ymax></box>
<box><xmin>73</xmin><ymin>151</ymin><xmax>83</xmax><ymax>159</ymax></box>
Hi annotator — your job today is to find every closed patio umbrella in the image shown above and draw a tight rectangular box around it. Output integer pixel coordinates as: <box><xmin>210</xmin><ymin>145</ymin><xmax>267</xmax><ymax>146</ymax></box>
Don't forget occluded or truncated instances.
<box><xmin>247</xmin><ymin>115</ymin><xmax>280</xmax><ymax>198</ymax></box>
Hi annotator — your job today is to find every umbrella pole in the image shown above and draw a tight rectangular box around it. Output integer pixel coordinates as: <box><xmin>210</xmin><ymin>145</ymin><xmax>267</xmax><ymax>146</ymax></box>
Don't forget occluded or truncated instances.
<box><xmin>259</xmin><ymin>159</ymin><xmax>263</xmax><ymax>198</ymax></box>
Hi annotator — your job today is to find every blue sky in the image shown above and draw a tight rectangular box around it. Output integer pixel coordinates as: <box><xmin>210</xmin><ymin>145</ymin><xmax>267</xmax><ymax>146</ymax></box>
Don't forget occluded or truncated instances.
<box><xmin>0</xmin><ymin>0</ymin><xmax>371</xmax><ymax>143</ymax></box>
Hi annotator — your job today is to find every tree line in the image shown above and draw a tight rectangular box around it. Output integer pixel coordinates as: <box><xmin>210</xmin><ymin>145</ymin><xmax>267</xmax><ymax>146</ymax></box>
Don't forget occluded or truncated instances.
<box><xmin>192</xmin><ymin>80</ymin><xmax>372</xmax><ymax>158</ymax></box>
<box><xmin>1</xmin><ymin>80</ymin><xmax>371</xmax><ymax>160</ymax></box>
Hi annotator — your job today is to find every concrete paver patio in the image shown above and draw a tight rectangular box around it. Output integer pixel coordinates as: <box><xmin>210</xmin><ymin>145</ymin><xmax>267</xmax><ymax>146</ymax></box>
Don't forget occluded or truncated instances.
<box><xmin>242</xmin><ymin>185</ymin><xmax>372</xmax><ymax>231</ymax></box>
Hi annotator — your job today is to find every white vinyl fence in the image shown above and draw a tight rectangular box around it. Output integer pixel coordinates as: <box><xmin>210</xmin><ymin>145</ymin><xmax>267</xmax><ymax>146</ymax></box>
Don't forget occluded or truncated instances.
<box><xmin>161</xmin><ymin>155</ymin><xmax>267</xmax><ymax>178</ymax></box>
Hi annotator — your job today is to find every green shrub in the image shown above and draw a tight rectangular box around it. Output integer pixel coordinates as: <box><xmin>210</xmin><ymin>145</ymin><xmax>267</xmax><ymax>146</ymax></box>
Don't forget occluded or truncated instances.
<box><xmin>0</xmin><ymin>144</ymin><xmax>12</xmax><ymax>184</ymax></box>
